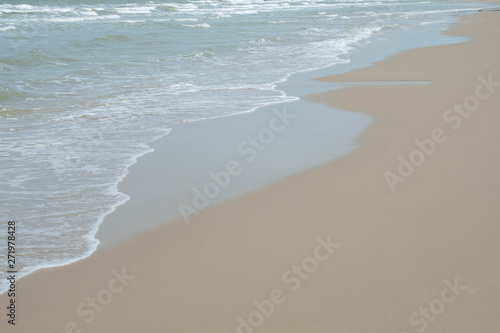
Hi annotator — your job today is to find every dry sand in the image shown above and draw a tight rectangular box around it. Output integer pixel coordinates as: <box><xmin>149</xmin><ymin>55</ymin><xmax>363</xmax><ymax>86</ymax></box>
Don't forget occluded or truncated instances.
<box><xmin>2</xmin><ymin>7</ymin><xmax>500</xmax><ymax>333</ymax></box>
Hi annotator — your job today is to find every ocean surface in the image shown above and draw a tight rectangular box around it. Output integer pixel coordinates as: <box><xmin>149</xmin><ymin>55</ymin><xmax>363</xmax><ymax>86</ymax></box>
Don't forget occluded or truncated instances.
<box><xmin>0</xmin><ymin>0</ymin><xmax>487</xmax><ymax>292</ymax></box>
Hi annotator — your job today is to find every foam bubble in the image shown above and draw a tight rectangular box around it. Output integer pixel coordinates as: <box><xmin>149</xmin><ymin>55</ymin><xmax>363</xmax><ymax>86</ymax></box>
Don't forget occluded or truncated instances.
<box><xmin>181</xmin><ymin>22</ymin><xmax>210</xmax><ymax>28</ymax></box>
<box><xmin>42</xmin><ymin>15</ymin><xmax>120</xmax><ymax>23</ymax></box>
<box><xmin>0</xmin><ymin>25</ymin><xmax>16</xmax><ymax>31</ymax></box>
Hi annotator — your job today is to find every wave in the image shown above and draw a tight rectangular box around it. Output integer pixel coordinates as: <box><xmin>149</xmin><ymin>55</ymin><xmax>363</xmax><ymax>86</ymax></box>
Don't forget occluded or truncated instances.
<box><xmin>0</xmin><ymin>25</ymin><xmax>16</xmax><ymax>31</ymax></box>
<box><xmin>181</xmin><ymin>22</ymin><xmax>210</xmax><ymax>28</ymax></box>
<box><xmin>114</xmin><ymin>6</ymin><xmax>157</xmax><ymax>14</ymax></box>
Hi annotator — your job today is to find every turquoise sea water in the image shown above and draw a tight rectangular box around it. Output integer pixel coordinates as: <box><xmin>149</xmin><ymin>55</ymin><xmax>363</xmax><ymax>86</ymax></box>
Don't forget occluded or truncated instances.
<box><xmin>0</xmin><ymin>0</ymin><xmax>488</xmax><ymax>292</ymax></box>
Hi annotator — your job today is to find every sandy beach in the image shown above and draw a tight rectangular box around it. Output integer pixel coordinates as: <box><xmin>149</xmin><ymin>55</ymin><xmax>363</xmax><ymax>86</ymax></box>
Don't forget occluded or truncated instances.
<box><xmin>3</xmin><ymin>4</ymin><xmax>500</xmax><ymax>333</ymax></box>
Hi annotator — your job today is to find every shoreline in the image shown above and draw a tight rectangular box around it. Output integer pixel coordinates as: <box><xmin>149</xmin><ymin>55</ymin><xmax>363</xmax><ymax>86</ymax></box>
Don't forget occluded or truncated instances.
<box><xmin>2</xmin><ymin>3</ymin><xmax>500</xmax><ymax>332</ymax></box>
<box><xmin>1</xmin><ymin>3</ymin><xmax>485</xmax><ymax>296</ymax></box>
<box><xmin>78</xmin><ymin>5</ymin><xmax>480</xmax><ymax>249</ymax></box>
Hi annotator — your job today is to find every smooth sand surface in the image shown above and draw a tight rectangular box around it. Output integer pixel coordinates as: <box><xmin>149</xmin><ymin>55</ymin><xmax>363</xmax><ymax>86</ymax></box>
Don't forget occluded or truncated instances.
<box><xmin>94</xmin><ymin>98</ymin><xmax>371</xmax><ymax>248</ymax></box>
<box><xmin>3</xmin><ymin>7</ymin><xmax>500</xmax><ymax>333</ymax></box>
